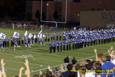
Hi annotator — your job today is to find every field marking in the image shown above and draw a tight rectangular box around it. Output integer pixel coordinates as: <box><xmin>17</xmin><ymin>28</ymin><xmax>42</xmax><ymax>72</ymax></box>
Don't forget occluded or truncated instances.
<box><xmin>0</xmin><ymin>48</ymin><xmax>82</xmax><ymax>64</ymax></box>
<box><xmin>0</xmin><ymin>51</ymin><xmax>62</xmax><ymax>68</ymax></box>
<box><xmin>0</xmin><ymin>47</ymin><xmax>109</xmax><ymax>74</ymax></box>
<box><xmin>0</xmin><ymin>47</ymin><xmax>108</xmax><ymax>64</ymax></box>
<box><xmin>0</xmin><ymin>47</ymin><xmax>66</xmax><ymax>58</ymax></box>
<box><xmin>1</xmin><ymin>51</ymin><xmax>108</xmax><ymax>77</ymax></box>
<box><xmin>0</xmin><ymin>53</ymin><xmax>45</xmax><ymax>66</ymax></box>
<box><xmin>2</xmin><ymin>52</ymin><xmax>97</xmax><ymax>72</ymax></box>
<box><xmin>31</xmin><ymin>51</ymin><xmax>109</xmax><ymax>73</ymax></box>
<box><xmin>31</xmin><ymin>64</ymin><xmax>60</xmax><ymax>73</ymax></box>
<box><xmin>15</xmin><ymin>54</ymin><xmax>34</xmax><ymax>59</ymax></box>
<box><xmin>0</xmin><ymin>52</ymin><xmax>62</xmax><ymax>65</ymax></box>
<box><xmin>2</xmin><ymin>51</ymin><xmax>81</xmax><ymax>65</ymax></box>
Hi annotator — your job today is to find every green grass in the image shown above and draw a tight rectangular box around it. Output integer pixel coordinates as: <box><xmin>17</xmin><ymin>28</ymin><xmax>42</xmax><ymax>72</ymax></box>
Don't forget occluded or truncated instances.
<box><xmin>0</xmin><ymin>28</ymin><xmax>115</xmax><ymax>76</ymax></box>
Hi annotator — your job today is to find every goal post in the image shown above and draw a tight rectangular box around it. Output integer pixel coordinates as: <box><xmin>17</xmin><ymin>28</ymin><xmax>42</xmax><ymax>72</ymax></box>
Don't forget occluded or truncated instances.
<box><xmin>40</xmin><ymin>0</ymin><xmax>68</xmax><ymax>28</ymax></box>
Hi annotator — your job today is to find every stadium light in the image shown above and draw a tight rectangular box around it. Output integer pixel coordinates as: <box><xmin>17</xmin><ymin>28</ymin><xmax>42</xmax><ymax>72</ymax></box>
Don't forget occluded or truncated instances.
<box><xmin>46</xmin><ymin>2</ymin><xmax>49</xmax><ymax>21</ymax></box>
<box><xmin>46</xmin><ymin>3</ymin><xmax>49</xmax><ymax>7</ymax></box>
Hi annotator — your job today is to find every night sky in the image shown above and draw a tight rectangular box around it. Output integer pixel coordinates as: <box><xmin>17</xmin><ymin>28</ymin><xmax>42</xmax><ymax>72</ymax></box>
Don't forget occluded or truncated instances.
<box><xmin>0</xmin><ymin>0</ymin><xmax>54</xmax><ymax>20</ymax></box>
<box><xmin>0</xmin><ymin>0</ymin><xmax>25</xmax><ymax>19</ymax></box>
<box><xmin>0</xmin><ymin>0</ymin><xmax>20</xmax><ymax>10</ymax></box>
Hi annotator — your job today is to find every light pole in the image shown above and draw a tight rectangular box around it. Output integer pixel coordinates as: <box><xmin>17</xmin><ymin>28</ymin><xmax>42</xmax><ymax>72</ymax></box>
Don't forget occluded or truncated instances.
<box><xmin>46</xmin><ymin>2</ymin><xmax>49</xmax><ymax>21</ymax></box>
<box><xmin>65</xmin><ymin>0</ymin><xmax>68</xmax><ymax>23</ymax></box>
<box><xmin>40</xmin><ymin>0</ymin><xmax>43</xmax><ymax>22</ymax></box>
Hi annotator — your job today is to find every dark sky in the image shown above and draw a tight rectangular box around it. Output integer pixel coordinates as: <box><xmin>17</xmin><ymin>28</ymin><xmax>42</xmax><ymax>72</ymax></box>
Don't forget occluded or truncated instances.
<box><xmin>0</xmin><ymin>0</ymin><xmax>16</xmax><ymax>8</ymax></box>
<box><xmin>0</xmin><ymin>0</ymin><xmax>25</xmax><ymax>19</ymax></box>
<box><xmin>0</xmin><ymin>0</ymin><xmax>26</xmax><ymax>9</ymax></box>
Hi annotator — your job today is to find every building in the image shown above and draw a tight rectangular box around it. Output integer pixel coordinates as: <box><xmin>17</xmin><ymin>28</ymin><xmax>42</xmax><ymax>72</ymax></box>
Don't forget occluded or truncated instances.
<box><xmin>80</xmin><ymin>0</ymin><xmax>115</xmax><ymax>28</ymax></box>
<box><xmin>0</xmin><ymin>0</ymin><xmax>115</xmax><ymax>28</ymax></box>
<box><xmin>31</xmin><ymin>0</ymin><xmax>80</xmax><ymax>23</ymax></box>
<box><xmin>26</xmin><ymin>0</ymin><xmax>115</xmax><ymax>28</ymax></box>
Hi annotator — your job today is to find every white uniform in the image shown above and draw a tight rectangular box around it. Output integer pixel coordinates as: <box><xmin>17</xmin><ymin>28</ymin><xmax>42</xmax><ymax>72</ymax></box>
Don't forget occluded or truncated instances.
<box><xmin>28</xmin><ymin>33</ymin><xmax>33</xmax><ymax>46</ymax></box>
<box><xmin>0</xmin><ymin>33</ymin><xmax>6</xmax><ymax>48</ymax></box>
<box><xmin>33</xmin><ymin>34</ymin><xmax>37</xmax><ymax>43</ymax></box>
<box><xmin>13</xmin><ymin>32</ymin><xmax>20</xmax><ymax>39</ymax></box>
<box><xmin>12</xmin><ymin>32</ymin><xmax>20</xmax><ymax>47</ymax></box>
<box><xmin>37</xmin><ymin>33</ymin><xmax>45</xmax><ymax>45</ymax></box>
<box><xmin>24</xmin><ymin>31</ymin><xmax>30</xmax><ymax>47</ymax></box>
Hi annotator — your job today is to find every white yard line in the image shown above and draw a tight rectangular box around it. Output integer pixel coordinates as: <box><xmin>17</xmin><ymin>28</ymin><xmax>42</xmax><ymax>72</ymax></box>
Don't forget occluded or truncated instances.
<box><xmin>31</xmin><ymin>51</ymin><xmax>108</xmax><ymax>73</ymax></box>
<box><xmin>0</xmin><ymin>48</ymin><xmax>109</xmax><ymax>74</ymax></box>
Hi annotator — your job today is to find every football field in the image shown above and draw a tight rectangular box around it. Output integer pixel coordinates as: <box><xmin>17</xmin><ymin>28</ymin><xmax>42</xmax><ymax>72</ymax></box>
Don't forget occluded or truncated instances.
<box><xmin>0</xmin><ymin>28</ymin><xmax>115</xmax><ymax>76</ymax></box>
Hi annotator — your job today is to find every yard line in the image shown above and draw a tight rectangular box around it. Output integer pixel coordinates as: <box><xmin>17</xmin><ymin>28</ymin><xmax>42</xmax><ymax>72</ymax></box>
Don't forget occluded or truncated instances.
<box><xmin>0</xmin><ymin>52</ymin><xmax>62</xmax><ymax>66</ymax></box>
<box><xmin>31</xmin><ymin>51</ymin><xmax>108</xmax><ymax>73</ymax></box>
<box><xmin>0</xmin><ymin>46</ymin><xmax>109</xmax><ymax>74</ymax></box>
<box><xmin>31</xmin><ymin>64</ymin><xmax>60</xmax><ymax>73</ymax></box>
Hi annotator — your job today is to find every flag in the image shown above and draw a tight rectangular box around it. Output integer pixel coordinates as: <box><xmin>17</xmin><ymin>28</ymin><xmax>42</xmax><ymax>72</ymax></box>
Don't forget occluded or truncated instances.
<box><xmin>38</xmin><ymin>29</ymin><xmax>42</xmax><ymax>35</ymax></box>
<box><xmin>24</xmin><ymin>31</ymin><xmax>28</xmax><ymax>37</ymax></box>
<box><xmin>28</xmin><ymin>33</ymin><xmax>33</xmax><ymax>39</ymax></box>
<box><xmin>38</xmin><ymin>25</ymin><xmax>43</xmax><ymax>34</ymax></box>
<box><xmin>13</xmin><ymin>32</ymin><xmax>20</xmax><ymax>38</ymax></box>
<box><xmin>0</xmin><ymin>33</ymin><xmax>6</xmax><ymax>39</ymax></box>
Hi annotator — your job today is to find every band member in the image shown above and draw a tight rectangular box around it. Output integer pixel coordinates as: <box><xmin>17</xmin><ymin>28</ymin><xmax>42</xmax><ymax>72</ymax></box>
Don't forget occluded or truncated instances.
<box><xmin>0</xmin><ymin>33</ymin><xmax>6</xmax><ymax>48</ymax></box>
<box><xmin>12</xmin><ymin>32</ymin><xmax>20</xmax><ymax>47</ymax></box>
<box><xmin>28</xmin><ymin>33</ymin><xmax>33</xmax><ymax>47</ymax></box>
<box><xmin>37</xmin><ymin>33</ymin><xmax>45</xmax><ymax>46</ymax></box>
<box><xmin>24</xmin><ymin>31</ymin><xmax>30</xmax><ymax>47</ymax></box>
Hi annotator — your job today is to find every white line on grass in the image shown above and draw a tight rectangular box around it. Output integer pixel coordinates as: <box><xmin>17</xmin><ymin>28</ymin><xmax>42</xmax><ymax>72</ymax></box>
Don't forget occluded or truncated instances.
<box><xmin>31</xmin><ymin>51</ymin><xmax>109</xmax><ymax>73</ymax></box>
<box><xmin>3</xmin><ymin>51</ymin><xmax>108</xmax><ymax>76</ymax></box>
<box><xmin>0</xmin><ymin>52</ymin><xmax>62</xmax><ymax>70</ymax></box>
<box><xmin>0</xmin><ymin>47</ymin><xmax>109</xmax><ymax>74</ymax></box>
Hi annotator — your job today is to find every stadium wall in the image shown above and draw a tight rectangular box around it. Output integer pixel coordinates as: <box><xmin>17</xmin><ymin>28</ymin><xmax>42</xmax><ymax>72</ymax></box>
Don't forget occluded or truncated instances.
<box><xmin>81</xmin><ymin>0</ymin><xmax>115</xmax><ymax>10</ymax></box>
<box><xmin>32</xmin><ymin>1</ymin><xmax>80</xmax><ymax>23</ymax></box>
<box><xmin>80</xmin><ymin>11</ymin><xmax>115</xmax><ymax>28</ymax></box>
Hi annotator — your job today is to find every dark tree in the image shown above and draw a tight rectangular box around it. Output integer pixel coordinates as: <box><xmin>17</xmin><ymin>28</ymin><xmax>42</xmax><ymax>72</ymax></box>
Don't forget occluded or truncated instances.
<box><xmin>35</xmin><ymin>10</ymin><xmax>40</xmax><ymax>25</ymax></box>
<box><xmin>35</xmin><ymin>10</ymin><xmax>40</xmax><ymax>20</ymax></box>
<box><xmin>42</xmin><ymin>12</ymin><xmax>46</xmax><ymax>20</ymax></box>
<box><xmin>53</xmin><ymin>10</ymin><xmax>59</xmax><ymax>21</ymax></box>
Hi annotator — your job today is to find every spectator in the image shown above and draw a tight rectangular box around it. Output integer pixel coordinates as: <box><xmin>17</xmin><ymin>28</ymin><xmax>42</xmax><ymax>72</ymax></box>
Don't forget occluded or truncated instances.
<box><xmin>94</xmin><ymin>49</ymin><xmax>106</xmax><ymax>65</ymax></box>
<box><xmin>64</xmin><ymin>56</ymin><xmax>70</xmax><ymax>70</ymax></box>
<box><xmin>24</xmin><ymin>59</ymin><xmax>31</xmax><ymax>77</ymax></box>
<box><xmin>93</xmin><ymin>61</ymin><xmax>102</xmax><ymax>77</ymax></box>
<box><xmin>72</xmin><ymin>57</ymin><xmax>77</xmax><ymax>65</ymax></box>
<box><xmin>101</xmin><ymin>50</ymin><xmax>115</xmax><ymax>77</ymax></box>
<box><xmin>105</xmin><ymin>55</ymin><xmax>111</xmax><ymax>61</ymax></box>
<box><xmin>1</xmin><ymin>59</ymin><xmax>7</xmax><ymax>77</ymax></box>
<box><xmin>18</xmin><ymin>67</ymin><xmax>24</xmax><ymax>77</ymax></box>
<box><xmin>62</xmin><ymin>64</ymin><xmax>77</xmax><ymax>77</ymax></box>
